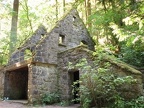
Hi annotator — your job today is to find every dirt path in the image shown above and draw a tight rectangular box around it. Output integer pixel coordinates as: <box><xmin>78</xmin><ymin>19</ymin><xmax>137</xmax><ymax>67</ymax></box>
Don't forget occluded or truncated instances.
<box><xmin>0</xmin><ymin>101</ymin><xmax>80</xmax><ymax>108</ymax></box>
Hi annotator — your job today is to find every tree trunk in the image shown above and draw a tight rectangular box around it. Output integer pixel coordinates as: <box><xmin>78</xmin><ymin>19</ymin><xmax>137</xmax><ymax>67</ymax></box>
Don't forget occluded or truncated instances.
<box><xmin>56</xmin><ymin>0</ymin><xmax>58</xmax><ymax>20</ymax></box>
<box><xmin>63</xmin><ymin>0</ymin><xmax>65</xmax><ymax>14</ymax></box>
<box><xmin>87</xmin><ymin>0</ymin><xmax>92</xmax><ymax>32</ymax></box>
<box><xmin>10</xmin><ymin>0</ymin><xmax>19</xmax><ymax>54</ymax></box>
<box><xmin>24</xmin><ymin>0</ymin><xmax>33</xmax><ymax>33</ymax></box>
<box><xmin>85</xmin><ymin>0</ymin><xmax>87</xmax><ymax>21</ymax></box>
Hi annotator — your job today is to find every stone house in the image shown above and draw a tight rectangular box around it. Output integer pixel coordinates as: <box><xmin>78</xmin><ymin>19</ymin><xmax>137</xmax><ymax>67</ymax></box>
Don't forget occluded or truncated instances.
<box><xmin>0</xmin><ymin>9</ymin><xmax>143</xmax><ymax>103</ymax></box>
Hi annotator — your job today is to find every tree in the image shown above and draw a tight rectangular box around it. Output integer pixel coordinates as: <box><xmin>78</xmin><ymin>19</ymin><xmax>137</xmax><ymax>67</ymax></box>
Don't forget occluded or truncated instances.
<box><xmin>86</xmin><ymin>0</ymin><xmax>91</xmax><ymax>31</ymax></box>
<box><xmin>10</xmin><ymin>0</ymin><xmax>19</xmax><ymax>54</ymax></box>
<box><xmin>23</xmin><ymin>0</ymin><xmax>33</xmax><ymax>33</ymax></box>
<box><xmin>63</xmin><ymin>0</ymin><xmax>65</xmax><ymax>13</ymax></box>
<box><xmin>0</xmin><ymin>0</ymin><xmax>143</xmax><ymax>67</ymax></box>
<box><xmin>55</xmin><ymin>0</ymin><xmax>58</xmax><ymax>20</ymax></box>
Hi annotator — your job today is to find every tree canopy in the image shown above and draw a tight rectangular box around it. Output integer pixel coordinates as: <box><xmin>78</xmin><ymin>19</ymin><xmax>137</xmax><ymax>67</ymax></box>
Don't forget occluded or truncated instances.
<box><xmin>0</xmin><ymin>0</ymin><xmax>144</xmax><ymax>67</ymax></box>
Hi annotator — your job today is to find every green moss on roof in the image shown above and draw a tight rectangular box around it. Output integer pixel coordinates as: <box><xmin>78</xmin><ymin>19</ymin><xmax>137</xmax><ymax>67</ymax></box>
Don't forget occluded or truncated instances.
<box><xmin>58</xmin><ymin>45</ymin><xmax>142</xmax><ymax>75</ymax></box>
<box><xmin>102</xmin><ymin>54</ymin><xmax>142</xmax><ymax>75</ymax></box>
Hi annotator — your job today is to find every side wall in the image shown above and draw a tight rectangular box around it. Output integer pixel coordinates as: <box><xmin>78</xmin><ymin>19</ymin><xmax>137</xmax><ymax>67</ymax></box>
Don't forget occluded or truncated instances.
<box><xmin>57</xmin><ymin>46</ymin><xmax>143</xmax><ymax>101</ymax></box>
<box><xmin>58</xmin><ymin>46</ymin><xmax>95</xmax><ymax>100</ymax></box>
<box><xmin>33</xmin><ymin>9</ymin><xmax>95</xmax><ymax>65</ymax></box>
<box><xmin>33</xmin><ymin>31</ymin><xmax>59</xmax><ymax>64</ymax></box>
<box><xmin>8</xmin><ymin>26</ymin><xmax>47</xmax><ymax>65</ymax></box>
<box><xmin>109</xmin><ymin>64</ymin><xmax>143</xmax><ymax>99</ymax></box>
<box><xmin>0</xmin><ymin>68</ymin><xmax>4</xmax><ymax>99</ymax></box>
<box><xmin>28</xmin><ymin>63</ymin><xmax>58</xmax><ymax>103</ymax></box>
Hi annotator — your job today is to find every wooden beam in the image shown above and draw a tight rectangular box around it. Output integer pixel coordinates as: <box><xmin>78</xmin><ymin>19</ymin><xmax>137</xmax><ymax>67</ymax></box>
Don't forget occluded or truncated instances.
<box><xmin>5</xmin><ymin>59</ymin><xmax>32</xmax><ymax>71</ymax></box>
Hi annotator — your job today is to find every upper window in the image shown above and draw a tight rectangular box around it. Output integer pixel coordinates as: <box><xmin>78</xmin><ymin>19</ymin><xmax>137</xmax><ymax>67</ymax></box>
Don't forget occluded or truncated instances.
<box><xmin>59</xmin><ymin>34</ymin><xmax>65</xmax><ymax>45</ymax></box>
<box><xmin>73</xmin><ymin>16</ymin><xmax>76</xmax><ymax>22</ymax></box>
<box><xmin>80</xmin><ymin>40</ymin><xmax>88</xmax><ymax>46</ymax></box>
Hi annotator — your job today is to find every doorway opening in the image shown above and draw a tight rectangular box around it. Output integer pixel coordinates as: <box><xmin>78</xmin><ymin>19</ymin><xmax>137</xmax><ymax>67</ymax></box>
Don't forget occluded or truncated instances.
<box><xmin>4</xmin><ymin>66</ymin><xmax>28</xmax><ymax>100</ymax></box>
<box><xmin>69</xmin><ymin>70</ymin><xmax>80</xmax><ymax>104</ymax></box>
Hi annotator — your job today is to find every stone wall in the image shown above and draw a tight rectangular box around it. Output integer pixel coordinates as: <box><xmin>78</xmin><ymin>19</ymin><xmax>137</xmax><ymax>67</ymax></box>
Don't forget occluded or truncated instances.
<box><xmin>33</xmin><ymin>31</ymin><xmax>59</xmax><ymax>64</ymax></box>
<box><xmin>7</xmin><ymin>9</ymin><xmax>95</xmax><ymax>67</ymax></box>
<box><xmin>55</xmin><ymin>9</ymin><xmax>95</xmax><ymax>51</ymax></box>
<box><xmin>57</xmin><ymin>46</ymin><xmax>95</xmax><ymax>100</ymax></box>
<box><xmin>33</xmin><ymin>9</ymin><xmax>95</xmax><ymax>64</ymax></box>
<box><xmin>0</xmin><ymin>68</ymin><xmax>4</xmax><ymax>99</ymax></box>
<box><xmin>105</xmin><ymin>60</ymin><xmax>143</xmax><ymax>99</ymax></box>
<box><xmin>28</xmin><ymin>63</ymin><xmax>58</xmax><ymax>103</ymax></box>
<box><xmin>8</xmin><ymin>25</ymin><xmax>47</xmax><ymax>66</ymax></box>
<box><xmin>57</xmin><ymin>46</ymin><xmax>143</xmax><ymax>101</ymax></box>
<box><xmin>135</xmin><ymin>68</ymin><xmax>144</xmax><ymax>88</ymax></box>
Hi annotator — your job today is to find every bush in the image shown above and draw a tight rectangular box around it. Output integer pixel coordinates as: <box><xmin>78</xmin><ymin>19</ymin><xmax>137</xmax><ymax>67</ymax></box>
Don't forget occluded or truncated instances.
<box><xmin>111</xmin><ymin>95</ymin><xmax>144</xmax><ymax>108</ymax></box>
<box><xmin>41</xmin><ymin>92</ymin><xmax>60</xmax><ymax>105</ymax></box>
<box><xmin>70</xmin><ymin>57</ymin><xmax>137</xmax><ymax>108</ymax></box>
<box><xmin>125</xmin><ymin>96</ymin><xmax>144</xmax><ymax>108</ymax></box>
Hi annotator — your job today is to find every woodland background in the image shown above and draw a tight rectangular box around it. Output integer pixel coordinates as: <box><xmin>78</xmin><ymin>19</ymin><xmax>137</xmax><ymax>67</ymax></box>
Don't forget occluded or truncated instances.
<box><xmin>0</xmin><ymin>0</ymin><xmax>144</xmax><ymax>68</ymax></box>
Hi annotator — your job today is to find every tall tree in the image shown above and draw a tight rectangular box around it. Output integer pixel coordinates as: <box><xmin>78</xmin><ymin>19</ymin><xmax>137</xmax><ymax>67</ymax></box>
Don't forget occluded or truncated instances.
<box><xmin>10</xmin><ymin>0</ymin><xmax>19</xmax><ymax>54</ymax></box>
<box><xmin>24</xmin><ymin>0</ymin><xmax>33</xmax><ymax>33</ymax></box>
<box><xmin>55</xmin><ymin>0</ymin><xmax>58</xmax><ymax>20</ymax></box>
<box><xmin>63</xmin><ymin>0</ymin><xmax>65</xmax><ymax>13</ymax></box>
<box><xmin>84</xmin><ymin>0</ymin><xmax>92</xmax><ymax>32</ymax></box>
<box><xmin>87</xmin><ymin>0</ymin><xmax>91</xmax><ymax>30</ymax></box>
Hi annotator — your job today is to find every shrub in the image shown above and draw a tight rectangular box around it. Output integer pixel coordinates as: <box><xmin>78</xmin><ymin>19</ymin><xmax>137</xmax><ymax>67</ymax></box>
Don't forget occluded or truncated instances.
<box><xmin>60</xmin><ymin>100</ymin><xmax>71</xmax><ymax>106</ymax></box>
<box><xmin>41</xmin><ymin>92</ymin><xmax>60</xmax><ymax>105</ymax></box>
<box><xmin>125</xmin><ymin>96</ymin><xmax>144</xmax><ymax>108</ymax></box>
<box><xmin>70</xmin><ymin>57</ymin><xmax>137</xmax><ymax>108</ymax></box>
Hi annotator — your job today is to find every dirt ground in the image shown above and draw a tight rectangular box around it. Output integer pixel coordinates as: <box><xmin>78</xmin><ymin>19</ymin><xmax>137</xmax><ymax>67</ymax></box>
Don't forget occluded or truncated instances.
<box><xmin>0</xmin><ymin>101</ymin><xmax>80</xmax><ymax>108</ymax></box>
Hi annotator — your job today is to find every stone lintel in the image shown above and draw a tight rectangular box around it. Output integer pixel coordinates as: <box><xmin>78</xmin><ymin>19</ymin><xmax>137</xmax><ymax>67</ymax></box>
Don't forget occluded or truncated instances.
<box><xmin>5</xmin><ymin>59</ymin><xmax>32</xmax><ymax>72</ymax></box>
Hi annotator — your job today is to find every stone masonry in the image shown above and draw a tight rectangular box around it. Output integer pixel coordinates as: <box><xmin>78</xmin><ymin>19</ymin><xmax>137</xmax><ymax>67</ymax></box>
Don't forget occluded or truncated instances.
<box><xmin>58</xmin><ymin>45</ymin><xmax>143</xmax><ymax>100</ymax></box>
<box><xmin>0</xmin><ymin>9</ymin><xmax>143</xmax><ymax>104</ymax></box>
<box><xmin>1</xmin><ymin>9</ymin><xmax>95</xmax><ymax>103</ymax></box>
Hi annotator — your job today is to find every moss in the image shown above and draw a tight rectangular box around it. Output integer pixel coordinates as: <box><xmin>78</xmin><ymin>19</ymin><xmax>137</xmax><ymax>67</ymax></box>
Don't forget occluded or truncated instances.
<box><xmin>102</xmin><ymin>54</ymin><xmax>142</xmax><ymax>75</ymax></box>
<box><xmin>59</xmin><ymin>46</ymin><xmax>142</xmax><ymax>75</ymax></box>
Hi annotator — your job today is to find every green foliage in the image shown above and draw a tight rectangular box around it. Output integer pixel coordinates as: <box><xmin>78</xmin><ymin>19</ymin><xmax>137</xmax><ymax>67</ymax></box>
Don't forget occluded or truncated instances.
<box><xmin>111</xmin><ymin>96</ymin><xmax>144</xmax><ymax>108</ymax></box>
<box><xmin>41</xmin><ymin>92</ymin><xmax>60</xmax><ymax>105</ymax></box>
<box><xmin>0</xmin><ymin>36</ymin><xmax>9</xmax><ymax>65</ymax></box>
<box><xmin>88</xmin><ymin>0</ymin><xmax>144</xmax><ymax>68</ymax></box>
<box><xmin>70</xmin><ymin>56</ymin><xmax>138</xmax><ymax>107</ymax></box>
<box><xmin>24</xmin><ymin>49</ymin><xmax>32</xmax><ymax>60</ymax></box>
<box><xmin>125</xmin><ymin>96</ymin><xmax>144</xmax><ymax>108</ymax></box>
<box><xmin>119</xmin><ymin>41</ymin><xmax>144</xmax><ymax>67</ymax></box>
<box><xmin>0</xmin><ymin>0</ymin><xmax>144</xmax><ymax>68</ymax></box>
<box><xmin>59</xmin><ymin>100</ymin><xmax>71</xmax><ymax>107</ymax></box>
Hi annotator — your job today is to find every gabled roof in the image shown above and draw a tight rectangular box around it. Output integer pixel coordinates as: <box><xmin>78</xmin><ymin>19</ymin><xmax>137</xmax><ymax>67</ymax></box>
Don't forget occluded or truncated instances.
<box><xmin>7</xmin><ymin>9</ymin><xmax>95</xmax><ymax>68</ymax></box>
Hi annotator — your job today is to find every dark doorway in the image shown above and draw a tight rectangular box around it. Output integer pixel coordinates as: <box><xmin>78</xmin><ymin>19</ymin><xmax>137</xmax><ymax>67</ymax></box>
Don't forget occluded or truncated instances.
<box><xmin>4</xmin><ymin>66</ymin><xmax>28</xmax><ymax>100</ymax></box>
<box><xmin>69</xmin><ymin>70</ymin><xmax>80</xmax><ymax>104</ymax></box>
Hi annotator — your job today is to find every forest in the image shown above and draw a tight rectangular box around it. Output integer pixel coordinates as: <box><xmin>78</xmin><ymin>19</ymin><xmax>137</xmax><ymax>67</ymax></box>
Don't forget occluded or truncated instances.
<box><xmin>0</xmin><ymin>0</ymin><xmax>144</xmax><ymax>68</ymax></box>
<box><xmin>0</xmin><ymin>0</ymin><xmax>144</xmax><ymax>107</ymax></box>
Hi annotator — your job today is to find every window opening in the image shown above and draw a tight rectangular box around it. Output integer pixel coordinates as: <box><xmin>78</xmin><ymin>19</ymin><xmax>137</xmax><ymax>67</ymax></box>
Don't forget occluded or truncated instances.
<box><xmin>59</xmin><ymin>34</ymin><xmax>65</xmax><ymax>45</ymax></box>
<box><xmin>80</xmin><ymin>40</ymin><xmax>88</xmax><ymax>46</ymax></box>
<box><xmin>73</xmin><ymin>16</ymin><xmax>76</xmax><ymax>22</ymax></box>
<box><xmin>41</xmin><ymin>34</ymin><xmax>45</xmax><ymax>39</ymax></box>
<box><xmin>24</xmin><ymin>49</ymin><xmax>32</xmax><ymax>60</ymax></box>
